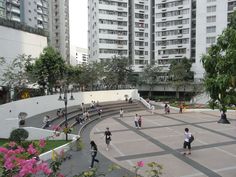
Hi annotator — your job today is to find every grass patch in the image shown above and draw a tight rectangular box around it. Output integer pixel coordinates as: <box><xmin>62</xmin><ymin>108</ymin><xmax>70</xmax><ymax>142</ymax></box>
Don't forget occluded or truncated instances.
<box><xmin>41</xmin><ymin>140</ymin><xmax>70</xmax><ymax>153</ymax></box>
<box><xmin>0</xmin><ymin>139</ymin><xmax>70</xmax><ymax>153</ymax></box>
<box><xmin>0</xmin><ymin>139</ymin><xmax>9</xmax><ymax>146</ymax></box>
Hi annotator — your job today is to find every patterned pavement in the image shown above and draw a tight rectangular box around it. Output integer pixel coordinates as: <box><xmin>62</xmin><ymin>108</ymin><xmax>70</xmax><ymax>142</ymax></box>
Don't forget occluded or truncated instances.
<box><xmin>90</xmin><ymin>108</ymin><xmax>236</xmax><ymax>177</ymax></box>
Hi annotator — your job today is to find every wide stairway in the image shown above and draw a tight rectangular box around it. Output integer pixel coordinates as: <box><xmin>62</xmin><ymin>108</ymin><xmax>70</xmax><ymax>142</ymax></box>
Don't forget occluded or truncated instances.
<box><xmin>22</xmin><ymin>100</ymin><xmax>147</xmax><ymax>135</ymax></box>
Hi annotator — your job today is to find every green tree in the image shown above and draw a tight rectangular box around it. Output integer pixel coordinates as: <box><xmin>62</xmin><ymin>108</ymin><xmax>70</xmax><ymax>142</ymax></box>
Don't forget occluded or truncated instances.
<box><xmin>102</xmin><ymin>56</ymin><xmax>132</xmax><ymax>89</ymax></box>
<box><xmin>139</xmin><ymin>65</ymin><xmax>162</xmax><ymax>98</ymax></box>
<box><xmin>77</xmin><ymin>63</ymin><xmax>94</xmax><ymax>91</ymax></box>
<box><xmin>27</xmin><ymin>47</ymin><xmax>66</xmax><ymax>94</ymax></box>
<box><xmin>168</xmin><ymin>58</ymin><xmax>193</xmax><ymax>98</ymax></box>
<box><xmin>202</xmin><ymin>12</ymin><xmax>236</xmax><ymax>122</ymax></box>
<box><xmin>0</xmin><ymin>55</ymin><xmax>33</xmax><ymax>100</ymax></box>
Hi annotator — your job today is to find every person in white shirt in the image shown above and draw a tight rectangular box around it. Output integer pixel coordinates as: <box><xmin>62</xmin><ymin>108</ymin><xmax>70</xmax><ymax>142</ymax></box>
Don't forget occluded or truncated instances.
<box><xmin>183</xmin><ymin>128</ymin><xmax>192</xmax><ymax>155</ymax></box>
<box><xmin>151</xmin><ymin>105</ymin><xmax>155</xmax><ymax>114</ymax></box>
<box><xmin>43</xmin><ymin>115</ymin><xmax>50</xmax><ymax>127</ymax></box>
<box><xmin>134</xmin><ymin>114</ymin><xmax>139</xmax><ymax>128</ymax></box>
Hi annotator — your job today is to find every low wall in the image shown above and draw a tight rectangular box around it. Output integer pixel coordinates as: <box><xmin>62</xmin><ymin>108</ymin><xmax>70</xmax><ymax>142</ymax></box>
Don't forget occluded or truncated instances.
<box><xmin>39</xmin><ymin>139</ymin><xmax>78</xmax><ymax>161</ymax></box>
<box><xmin>24</xmin><ymin>127</ymin><xmax>76</xmax><ymax>140</ymax></box>
<box><xmin>0</xmin><ymin>89</ymin><xmax>139</xmax><ymax>138</ymax></box>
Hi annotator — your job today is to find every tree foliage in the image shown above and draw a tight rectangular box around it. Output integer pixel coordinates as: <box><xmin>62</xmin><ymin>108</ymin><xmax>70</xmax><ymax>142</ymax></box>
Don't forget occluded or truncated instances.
<box><xmin>102</xmin><ymin>56</ymin><xmax>133</xmax><ymax>89</ymax></box>
<box><xmin>139</xmin><ymin>65</ymin><xmax>162</xmax><ymax>86</ymax></box>
<box><xmin>26</xmin><ymin>47</ymin><xmax>66</xmax><ymax>94</ymax></box>
<box><xmin>202</xmin><ymin>11</ymin><xmax>236</xmax><ymax>112</ymax></box>
<box><xmin>77</xmin><ymin>63</ymin><xmax>101</xmax><ymax>91</ymax></box>
<box><xmin>168</xmin><ymin>58</ymin><xmax>193</xmax><ymax>96</ymax></box>
<box><xmin>139</xmin><ymin>65</ymin><xmax>162</xmax><ymax>97</ymax></box>
<box><xmin>0</xmin><ymin>55</ymin><xmax>33</xmax><ymax>88</ymax></box>
<box><xmin>9</xmin><ymin>128</ymin><xmax>29</xmax><ymax>144</ymax></box>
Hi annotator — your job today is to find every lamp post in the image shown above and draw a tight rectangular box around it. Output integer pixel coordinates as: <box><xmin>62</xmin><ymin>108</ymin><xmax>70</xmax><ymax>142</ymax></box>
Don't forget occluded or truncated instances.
<box><xmin>58</xmin><ymin>86</ymin><xmax>74</xmax><ymax>141</ymax></box>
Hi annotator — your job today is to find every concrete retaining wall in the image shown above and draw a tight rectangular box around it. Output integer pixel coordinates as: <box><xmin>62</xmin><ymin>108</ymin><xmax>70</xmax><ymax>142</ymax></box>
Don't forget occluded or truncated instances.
<box><xmin>0</xmin><ymin>89</ymin><xmax>139</xmax><ymax>138</ymax></box>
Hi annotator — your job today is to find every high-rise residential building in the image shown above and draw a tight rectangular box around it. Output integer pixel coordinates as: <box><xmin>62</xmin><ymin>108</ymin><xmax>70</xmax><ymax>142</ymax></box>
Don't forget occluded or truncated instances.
<box><xmin>88</xmin><ymin>0</ymin><xmax>129</xmax><ymax>63</ymax></box>
<box><xmin>0</xmin><ymin>0</ymin><xmax>5</xmax><ymax>18</ymax></box>
<box><xmin>70</xmin><ymin>46</ymin><xmax>88</xmax><ymax>66</ymax></box>
<box><xmin>48</xmin><ymin>0</ymin><xmax>70</xmax><ymax>63</ymax></box>
<box><xmin>23</xmin><ymin>0</ymin><xmax>49</xmax><ymax>30</ymax></box>
<box><xmin>88</xmin><ymin>0</ymin><xmax>236</xmax><ymax>79</ymax></box>
<box><xmin>0</xmin><ymin>0</ymin><xmax>70</xmax><ymax>64</ymax></box>
<box><xmin>155</xmin><ymin>0</ymin><xmax>192</xmax><ymax>71</ymax></box>
<box><xmin>129</xmin><ymin>0</ymin><xmax>152</xmax><ymax>72</ymax></box>
<box><xmin>0</xmin><ymin>0</ymin><xmax>49</xmax><ymax>29</ymax></box>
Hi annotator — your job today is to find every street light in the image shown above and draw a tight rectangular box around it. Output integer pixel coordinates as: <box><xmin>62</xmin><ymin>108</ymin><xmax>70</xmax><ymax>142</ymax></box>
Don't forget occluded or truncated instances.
<box><xmin>58</xmin><ymin>86</ymin><xmax>74</xmax><ymax>141</ymax></box>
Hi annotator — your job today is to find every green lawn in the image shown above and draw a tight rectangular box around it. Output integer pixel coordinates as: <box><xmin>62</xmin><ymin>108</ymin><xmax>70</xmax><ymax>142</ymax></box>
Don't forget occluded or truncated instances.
<box><xmin>41</xmin><ymin>140</ymin><xmax>70</xmax><ymax>152</ymax></box>
<box><xmin>0</xmin><ymin>139</ymin><xmax>70</xmax><ymax>153</ymax></box>
<box><xmin>0</xmin><ymin>139</ymin><xmax>9</xmax><ymax>146</ymax></box>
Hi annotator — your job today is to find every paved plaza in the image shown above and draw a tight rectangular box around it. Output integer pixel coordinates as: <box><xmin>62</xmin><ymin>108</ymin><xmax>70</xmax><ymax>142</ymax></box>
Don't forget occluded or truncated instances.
<box><xmin>90</xmin><ymin>108</ymin><xmax>236</xmax><ymax>177</ymax></box>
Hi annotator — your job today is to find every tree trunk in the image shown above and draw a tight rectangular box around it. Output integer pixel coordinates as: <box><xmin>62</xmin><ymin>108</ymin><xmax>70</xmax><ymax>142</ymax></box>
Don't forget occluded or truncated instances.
<box><xmin>218</xmin><ymin>111</ymin><xmax>230</xmax><ymax>124</ymax></box>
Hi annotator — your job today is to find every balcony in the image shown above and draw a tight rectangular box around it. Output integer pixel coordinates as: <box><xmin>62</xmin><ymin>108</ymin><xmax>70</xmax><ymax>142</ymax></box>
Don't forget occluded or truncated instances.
<box><xmin>7</xmin><ymin>7</ymin><xmax>20</xmax><ymax>14</ymax></box>
<box><xmin>11</xmin><ymin>15</ymin><xmax>21</xmax><ymax>22</ymax></box>
<box><xmin>37</xmin><ymin>8</ymin><xmax>43</xmax><ymax>14</ymax></box>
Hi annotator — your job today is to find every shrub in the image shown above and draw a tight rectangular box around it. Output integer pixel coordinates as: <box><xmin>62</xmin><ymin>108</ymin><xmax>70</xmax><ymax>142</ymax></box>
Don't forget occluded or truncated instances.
<box><xmin>9</xmin><ymin>128</ymin><xmax>29</xmax><ymax>144</ymax></box>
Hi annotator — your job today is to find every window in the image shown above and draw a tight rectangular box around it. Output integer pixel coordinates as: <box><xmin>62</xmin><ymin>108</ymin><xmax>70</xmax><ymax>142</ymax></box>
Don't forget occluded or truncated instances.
<box><xmin>207</xmin><ymin>0</ymin><xmax>216</xmax><ymax>2</ymax></box>
<box><xmin>0</xmin><ymin>8</ymin><xmax>4</xmax><ymax>17</ymax></box>
<box><xmin>207</xmin><ymin>6</ymin><xmax>216</xmax><ymax>13</ymax></box>
<box><xmin>206</xmin><ymin>37</ymin><xmax>216</xmax><ymax>44</ymax></box>
<box><xmin>207</xmin><ymin>16</ymin><xmax>216</xmax><ymax>23</ymax></box>
<box><xmin>206</xmin><ymin>26</ymin><xmax>216</xmax><ymax>33</ymax></box>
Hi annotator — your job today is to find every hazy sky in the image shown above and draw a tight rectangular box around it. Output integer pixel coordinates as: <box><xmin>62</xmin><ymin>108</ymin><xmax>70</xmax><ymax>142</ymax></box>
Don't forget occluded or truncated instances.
<box><xmin>69</xmin><ymin>0</ymin><xmax>88</xmax><ymax>49</ymax></box>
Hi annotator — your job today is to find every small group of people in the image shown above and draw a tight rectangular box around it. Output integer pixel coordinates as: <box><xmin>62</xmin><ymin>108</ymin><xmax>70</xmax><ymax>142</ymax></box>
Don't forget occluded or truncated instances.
<box><xmin>88</xmin><ymin>125</ymin><xmax>194</xmax><ymax>169</ymax></box>
<box><xmin>89</xmin><ymin>127</ymin><xmax>112</xmax><ymax>168</ymax></box>
<box><xmin>56</xmin><ymin>108</ymin><xmax>65</xmax><ymax>118</ymax></box>
<box><xmin>90</xmin><ymin>100</ymin><xmax>100</xmax><ymax>109</ymax></box>
<box><xmin>134</xmin><ymin>114</ymin><xmax>142</xmax><ymax>129</ymax></box>
<box><xmin>75</xmin><ymin>110</ymin><xmax>90</xmax><ymax>125</ymax></box>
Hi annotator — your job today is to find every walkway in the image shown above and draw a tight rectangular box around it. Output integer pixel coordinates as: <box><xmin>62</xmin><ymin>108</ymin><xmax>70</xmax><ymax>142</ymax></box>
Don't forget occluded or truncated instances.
<box><xmin>33</xmin><ymin>104</ymin><xmax>236</xmax><ymax>177</ymax></box>
<box><xmin>90</xmin><ymin>108</ymin><xmax>236</xmax><ymax>177</ymax></box>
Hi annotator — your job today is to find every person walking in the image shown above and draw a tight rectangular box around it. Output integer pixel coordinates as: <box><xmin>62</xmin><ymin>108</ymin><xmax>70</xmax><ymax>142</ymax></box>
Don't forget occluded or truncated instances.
<box><xmin>138</xmin><ymin>115</ymin><xmax>142</xmax><ymax>128</ymax></box>
<box><xmin>90</xmin><ymin>141</ymin><xmax>99</xmax><ymax>168</ymax></box>
<box><xmin>164</xmin><ymin>103</ymin><xmax>168</xmax><ymax>114</ymax></box>
<box><xmin>151</xmin><ymin>105</ymin><xmax>155</xmax><ymax>114</ymax></box>
<box><xmin>179</xmin><ymin>103</ymin><xmax>183</xmax><ymax>113</ymax></box>
<box><xmin>134</xmin><ymin>114</ymin><xmax>139</xmax><ymax>128</ymax></box>
<box><xmin>183</xmin><ymin>128</ymin><xmax>193</xmax><ymax>155</ymax></box>
<box><xmin>119</xmin><ymin>108</ymin><xmax>124</xmax><ymax>118</ymax></box>
<box><xmin>104</xmin><ymin>127</ymin><xmax>112</xmax><ymax>151</ymax></box>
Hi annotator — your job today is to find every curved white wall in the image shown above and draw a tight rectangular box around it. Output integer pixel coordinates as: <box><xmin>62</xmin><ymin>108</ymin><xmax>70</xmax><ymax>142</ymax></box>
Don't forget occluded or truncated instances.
<box><xmin>0</xmin><ymin>89</ymin><xmax>139</xmax><ymax>138</ymax></box>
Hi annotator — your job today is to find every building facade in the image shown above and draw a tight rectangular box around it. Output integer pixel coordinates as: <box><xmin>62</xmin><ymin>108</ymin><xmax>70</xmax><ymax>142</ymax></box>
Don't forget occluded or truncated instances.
<box><xmin>0</xmin><ymin>0</ymin><xmax>49</xmax><ymax>29</ymax></box>
<box><xmin>70</xmin><ymin>46</ymin><xmax>88</xmax><ymax>66</ymax></box>
<box><xmin>129</xmin><ymin>0</ymin><xmax>152</xmax><ymax>72</ymax></box>
<box><xmin>0</xmin><ymin>0</ymin><xmax>70</xmax><ymax>63</ymax></box>
<box><xmin>155</xmin><ymin>0</ymin><xmax>192</xmax><ymax>71</ymax></box>
<box><xmin>48</xmin><ymin>0</ymin><xmax>70</xmax><ymax>63</ymax></box>
<box><xmin>88</xmin><ymin>0</ymin><xmax>129</xmax><ymax>63</ymax></box>
<box><xmin>88</xmin><ymin>0</ymin><xmax>236</xmax><ymax>79</ymax></box>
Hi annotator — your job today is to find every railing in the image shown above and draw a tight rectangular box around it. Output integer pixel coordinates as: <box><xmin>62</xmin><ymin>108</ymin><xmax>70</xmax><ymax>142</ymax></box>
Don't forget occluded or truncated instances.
<box><xmin>139</xmin><ymin>96</ymin><xmax>151</xmax><ymax>109</ymax></box>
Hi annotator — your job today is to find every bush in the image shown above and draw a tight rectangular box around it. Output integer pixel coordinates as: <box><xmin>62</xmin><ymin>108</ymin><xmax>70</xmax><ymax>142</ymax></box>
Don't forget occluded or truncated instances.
<box><xmin>9</xmin><ymin>128</ymin><xmax>29</xmax><ymax>143</ymax></box>
<box><xmin>19</xmin><ymin>119</ymin><xmax>25</xmax><ymax>125</ymax></box>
